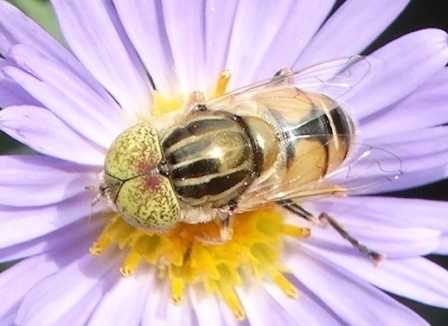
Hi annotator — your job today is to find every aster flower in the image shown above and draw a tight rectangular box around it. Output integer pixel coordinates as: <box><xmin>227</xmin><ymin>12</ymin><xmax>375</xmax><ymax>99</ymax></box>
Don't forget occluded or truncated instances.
<box><xmin>1</xmin><ymin>0</ymin><xmax>448</xmax><ymax>325</ymax></box>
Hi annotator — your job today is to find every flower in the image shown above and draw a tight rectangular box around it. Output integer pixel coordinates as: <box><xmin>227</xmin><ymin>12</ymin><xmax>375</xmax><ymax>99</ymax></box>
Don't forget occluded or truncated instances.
<box><xmin>1</xmin><ymin>0</ymin><xmax>448</xmax><ymax>325</ymax></box>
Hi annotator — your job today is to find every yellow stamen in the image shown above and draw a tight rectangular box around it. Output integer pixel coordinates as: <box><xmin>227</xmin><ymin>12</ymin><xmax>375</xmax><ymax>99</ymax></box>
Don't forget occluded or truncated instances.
<box><xmin>89</xmin><ymin>215</ymin><xmax>125</xmax><ymax>255</ymax></box>
<box><xmin>282</xmin><ymin>224</ymin><xmax>310</xmax><ymax>238</ymax></box>
<box><xmin>169</xmin><ymin>265</ymin><xmax>186</xmax><ymax>305</ymax></box>
<box><xmin>223</xmin><ymin>290</ymin><xmax>245</xmax><ymax>321</ymax></box>
<box><xmin>91</xmin><ymin>208</ymin><xmax>306</xmax><ymax>320</ymax></box>
<box><xmin>120</xmin><ymin>250</ymin><xmax>141</xmax><ymax>277</ymax></box>
<box><xmin>212</xmin><ymin>70</ymin><xmax>231</xmax><ymax>97</ymax></box>
<box><xmin>151</xmin><ymin>91</ymin><xmax>183</xmax><ymax>117</ymax></box>
<box><xmin>272</xmin><ymin>271</ymin><xmax>299</xmax><ymax>299</ymax></box>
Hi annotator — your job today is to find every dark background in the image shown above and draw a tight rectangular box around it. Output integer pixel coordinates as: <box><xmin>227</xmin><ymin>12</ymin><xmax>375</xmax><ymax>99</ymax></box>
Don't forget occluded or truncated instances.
<box><xmin>0</xmin><ymin>0</ymin><xmax>448</xmax><ymax>324</ymax></box>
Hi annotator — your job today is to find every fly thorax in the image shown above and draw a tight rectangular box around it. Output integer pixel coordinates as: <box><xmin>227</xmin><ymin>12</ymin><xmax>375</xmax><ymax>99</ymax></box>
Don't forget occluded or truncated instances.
<box><xmin>161</xmin><ymin>111</ymin><xmax>265</xmax><ymax>209</ymax></box>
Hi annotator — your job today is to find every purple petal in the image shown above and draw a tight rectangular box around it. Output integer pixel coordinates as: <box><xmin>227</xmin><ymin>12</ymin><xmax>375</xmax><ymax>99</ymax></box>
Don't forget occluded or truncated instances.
<box><xmin>112</xmin><ymin>0</ymin><xmax>179</xmax><ymax>95</ymax></box>
<box><xmin>237</xmin><ymin>286</ymin><xmax>300</xmax><ymax>325</ymax></box>
<box><xmin>51</xmin><ymin>0</ymin><xmax>153</xmax><ymax>120</ymax></box>
<box><xmin>0</xmin><ymin>106</ymin><xmax>106</xmax><ymax>165</ymax></box>
<box><xmin>0</xmin><ymin>193</ymin><xmax>107</xmax><ymax>248</ymax></box>
<box><xmin>350</xmin><ymin>29</ymin><xmax>448</xmax><ymax>119</ymax></box>
<box><xmin>0</xmin><ymin>216</ymin><xmax>104</xmax><ymax>262</ymax></box>
<box><xmin>308</xmin><ymin>221</ymin><xmax>440</xmax><ymax>258</ymax></box>
<box><xmin>312</xmin><ymin>196</ymin><xmax>448</xmax><ymax>254</ymax></box>
<box><xmin>88</xmin><ymin>267</ymin><xmax>151</xmax><ymax>326</ymax></box>
<box><xmin>0</xmin><ymin>310</ymin><xmax>15</xmax><ymax>326</ymax></box>
<box><xmin>262</xmin><ymin>282</ymin><xmax>342</xmax><ymax>326</ymax></box>
<box><xmin>167</xmin><ymin>295</ymin><xmax>196</xmax><ymax>325</ymax></box>
<box><xmin>140</xmin><ymin>275</ymin><xmax>168</xmax><ymax>325</ymax></box>
<box><xmin>311</xmin><ymin>196</ymin><xmax>448</xmax><ymax>231</ymax></box>
<box><xmin>190</xmin><ymin>290</ymin><xmax>237</xmax><ymax>326</ymax></box>
<box><xmin>160</xmin><ymin>1</ymin><xmax>207</xmax><ymax>94</ymax></box>
<box><xmin>15</xmin><ymin>251</ymin><xmax>122</xmax><ymax>325</ymax></box>
<box><xmin>296</xmin><ymin>0</ymin><xmax>411</xmax><ymax>67</ymax></box>
<box><xmin>0</xmin><ymin>235</ymin><xmax>90</xmax><ymax>321</ymax></box>
<box><xmin>326</xmin><ymin>126</ymin><xmax>448</xmax><ymax>195</ymax></box>
<box><xmin>251</xmin><ymin>0</ymin><xmax>337</xmax><ymax>83</ymax></box>
<box><xmin>438</xmin><ymin>238</ymin><xmax>448</xmax><ymax>254</ymax></box>
<box><xmin>53</xmin><ymin>274</ymin><xmax>112</xmax><ymax>326</ymax></box>
<box><xmin>5</xmin><ymin>44</ymin><xmax>126</xmax><ymax>148</ymax></box>
<box><xmin>0</xmin><ymin>58</ymin><xmax>38</xmax><ymax>107</ymax></box>
<box><xmin>301</xmin><ymin>245</ymin><xmax>448</xmax><ymax>308</ymax></box>
<box><xmin>288</xmin><ymin>250</ymin><xmax>429</xmax><ymax>325</ymax></box>
<box><xmin>374</xmin><ymin>258</ymin><xmax>448</xmax><ymax>308</ymax></box>
<box><xmin>0</xmin><ymin>77</ymin><xmax>38</xmax><ymax>108</ymax></box>
<box><xmin>225</xmin><ymin>1</ymin><xmax>331</xmax><ymax>88</ymax></box>
<box><xmin>362</xmin><ymin>68</ymin><xmax>448</xmax><ymax>137</ymax></box>
<box><xmin>0</xmin><ymin>255</ymin><xmax>59</xmax><ymax>322</ymax></box>
<box><xmin>202</xmin><ymin>0</ymin><xmax>239</xmax><ymax>94</ymax></box>
<box><xmin>141</xmin><ymin>279</ymin><xmax>194</xmax><ymax>326</ymax></box>
<box><xmin>0</xmin><ymin>155</ymin><xmax>97</xmax><ymax>207</ymax></box>
<box><xmin>0</xmin><ymin>1</ymin><xmax>118</xmax><ymax>106</ymax></box>
<box><xmin>372</xmin><ymin>165</ymin><xmax>448</xmax><ymax>193</ymax></box>
<box><xmin>368</xmin><ymin>126</ymin><xmax>448</xmax><ymax>176</ymax></box>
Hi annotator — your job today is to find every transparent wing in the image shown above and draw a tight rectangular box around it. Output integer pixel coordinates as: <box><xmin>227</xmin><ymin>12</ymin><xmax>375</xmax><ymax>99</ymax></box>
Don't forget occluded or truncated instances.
<box><xmin>204</xmin><ymin>55</ymin><xmax>378</xmax><ymax>112</ymax></box>
<box><xmin>236</xmin><ymin>138</ymin><xmax>403</xmax><ymax>212</ymax></box>
<box><xmin>199</xmin><ymin>56</ymin><xmax>400</xmax><ymax>212</ymax></box>
<box><xmin>187</xmin><ymin>56</ymin><xmax>402</xmax><ymax>211</ymax></box>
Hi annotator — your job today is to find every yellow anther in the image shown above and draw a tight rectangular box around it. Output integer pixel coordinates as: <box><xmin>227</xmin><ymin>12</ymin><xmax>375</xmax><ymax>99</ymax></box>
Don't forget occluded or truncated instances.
<box><xmin>282</xmin><ymin>224</ymin><xmax>310</xmax><ymax>238</ymax></box>
<box><xmin>213</xmin><ymin>70</ymin><xmax>231</xmax><ymax>97</ymax></box>
<box><xmin>89</xmin><ymin>234</ymin><xmax>113</xmax><ymax>255</ymax></box>
<box><xmin>272</xmin><ymin>271</ymin><xmax>299</xmax><ymax>299</ymax></box>
<box><xmin>89</xmin><ymin>242</ymin><xmax>104</xmax><ymax>256</ymax></box>
<box><xmin>120</xmin><ymin>251</ymin><xmax>141</xmax><ymax>277</ymax></box>
<box><xmin>170</xmin><ymin>274</ymin><xmax>185</xmax><ymax>305</ymax></box>
<box><xmin>223</xmin><ymin>291</ymin><xmax>245</xmax><ymax>321</ymax></box>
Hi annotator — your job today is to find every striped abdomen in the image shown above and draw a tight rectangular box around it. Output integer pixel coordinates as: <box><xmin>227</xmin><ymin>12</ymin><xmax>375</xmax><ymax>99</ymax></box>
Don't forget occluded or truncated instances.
<box><xmin>161</xmin><ymin>111</ymin><xmax>259</xmax><ymax>208</ymax></box>
<box><xmin>278</xmin><ymin>90</ymin><xmax>354</xmax><ymax>188</ymax></box>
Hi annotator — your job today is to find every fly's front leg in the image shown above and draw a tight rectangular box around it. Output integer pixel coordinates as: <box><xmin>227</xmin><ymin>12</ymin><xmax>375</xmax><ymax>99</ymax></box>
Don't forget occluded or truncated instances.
<box><xmin>212</xmin><ymin>200</ymin><xmax>237</xmax><ymax>243</ymax></box>
<box><xmin>186</xmin><ymin>69</ymin><xmax>232</xmax><ymax>113</ymax></box>
<box><xmin>185</xmin><ymin>91</ymin><xmax>207</xmax><ymax>113</ymax></box>
<box><xmin>195</xmin><ymin>201</ymin><xmax>236</xmax><ymax>245</ymax></box>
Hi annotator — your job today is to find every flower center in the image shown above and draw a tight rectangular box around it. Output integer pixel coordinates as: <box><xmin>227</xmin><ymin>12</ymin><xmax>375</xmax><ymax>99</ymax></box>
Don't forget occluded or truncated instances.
<box><xmin>91</xmin><ymin>74</ymin><xmax>309</xmax><ymax>320</ymax></box>
<box><xmin>90</xmin><ymin>208</ymin><xmax>309</xmax><ymax>320</ymax></box>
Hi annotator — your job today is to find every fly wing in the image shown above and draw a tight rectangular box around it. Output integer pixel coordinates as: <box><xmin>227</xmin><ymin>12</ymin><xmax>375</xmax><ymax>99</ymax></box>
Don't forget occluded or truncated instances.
<box><xmin>204</xmin><ymin>55</ymin><xmax>378</xmax><ymax>114</ymax></box>
<box><xmin>196</xmin><ymin>56</ymin><xmax>401</xmax><ymax>212</ymax></box>
<box><xmin>236</xmin><ymin>139</ymin><xmax>403</xmax><ymax>212</ymax></box>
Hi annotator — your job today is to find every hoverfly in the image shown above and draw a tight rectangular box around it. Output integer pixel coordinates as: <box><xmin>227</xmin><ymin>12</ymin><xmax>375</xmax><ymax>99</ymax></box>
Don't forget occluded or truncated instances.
<box><xmin>98</xmin><ymin>56</ymin><xmax>402</xmax><ymax>262</ymax></box>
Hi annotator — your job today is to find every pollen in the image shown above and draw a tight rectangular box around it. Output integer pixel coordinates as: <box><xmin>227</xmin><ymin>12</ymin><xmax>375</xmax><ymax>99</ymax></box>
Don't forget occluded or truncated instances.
<box><xmin>90</xmin><ymin>207</ymin><xmax>309</xmax><ymax>320</ymax></box>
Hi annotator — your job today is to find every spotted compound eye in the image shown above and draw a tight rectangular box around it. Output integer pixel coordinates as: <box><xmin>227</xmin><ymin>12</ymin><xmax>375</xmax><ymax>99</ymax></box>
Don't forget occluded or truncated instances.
<box><xmin>103</xmin><ymin>124</ymin><xmax>181</xmax><ymax>230</ymax></box>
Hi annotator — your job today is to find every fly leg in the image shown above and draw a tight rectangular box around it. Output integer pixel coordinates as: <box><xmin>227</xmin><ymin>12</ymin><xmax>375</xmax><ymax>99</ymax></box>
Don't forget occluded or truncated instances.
<box><xmin>195</xmin><ymin>201</ymin><xmax>236</xmax><ymax>245</ymax></box>
<box><xmin>185</xmin><ymin>91</ymin><xmax>207</xmax><ymax>113</ymax></box>
<box><xmin>277</xmin><ymin>199</ymin><xmax>384</xmax><ymax>264</ymax></box>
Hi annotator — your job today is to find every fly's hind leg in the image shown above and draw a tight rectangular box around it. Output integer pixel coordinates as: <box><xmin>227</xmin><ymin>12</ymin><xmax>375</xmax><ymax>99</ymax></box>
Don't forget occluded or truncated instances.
<box><xmin>277</xmin><ymin>199</ymin><xmax>384</xmax><ymax>264</ymax></box>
